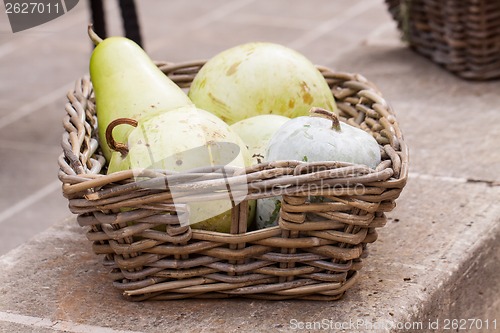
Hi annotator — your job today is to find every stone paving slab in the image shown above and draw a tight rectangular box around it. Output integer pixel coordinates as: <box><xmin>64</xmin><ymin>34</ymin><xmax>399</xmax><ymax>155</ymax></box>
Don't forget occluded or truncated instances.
<box><xmin>0</xmin><ymin>0</ymin><xmax>91</xmax><ymax>255</ymax></box>
<box><xmin>0</xmin><ymin>188</ymin><xmax>67</xmax><ymax>255</ymax></box>
<box><xmin>0</xmin><ymin>148</ymin><xmax>60</xmax><ymax>212</ymax></box>
<box><xmin>0</xmin><ymin>176</ymin><xmax>498</xmax><ymax>333</ymax></box>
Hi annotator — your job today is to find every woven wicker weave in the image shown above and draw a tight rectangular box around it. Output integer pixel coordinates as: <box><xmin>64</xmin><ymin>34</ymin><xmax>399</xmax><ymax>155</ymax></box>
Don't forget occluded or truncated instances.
<box><xmin>58</xmin><ymin>61</ymin><xmax>409</xmax><ymax>301</ymax></box>
<box><xmin>385</xmin><ymin>0</ymin><xmax>500</xmax><ymax>80</ymax></box>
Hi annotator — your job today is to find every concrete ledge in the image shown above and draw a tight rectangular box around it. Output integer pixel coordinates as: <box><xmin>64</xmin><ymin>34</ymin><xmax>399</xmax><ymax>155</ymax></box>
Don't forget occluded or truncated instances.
<box><xmin>0</xmin><ymin>176</ymin><xmax>498</xmax><ymax>332</ymax></box>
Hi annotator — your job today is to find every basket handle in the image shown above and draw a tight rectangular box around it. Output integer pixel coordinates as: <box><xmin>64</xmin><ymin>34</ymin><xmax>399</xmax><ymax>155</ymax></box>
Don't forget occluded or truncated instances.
<box><xmin>309</xmin><ymin>107</ymin><xmax>341</xmax><ymax>132</ymax></box>
<box><xmin>105</xmin><ymin>118</ymin><xmax>138</xmax><ymax>156</ymax></box>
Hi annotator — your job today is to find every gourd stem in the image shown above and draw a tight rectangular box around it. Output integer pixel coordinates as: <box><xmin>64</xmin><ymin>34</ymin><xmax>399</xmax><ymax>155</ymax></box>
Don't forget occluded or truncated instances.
<box><xmin>88</xmin><ymin>24</ymin><xmax>103</xmax><ymax>45</ymax></box>
<box><xmin>309</xmin><ymin>107</ymin><xmax>341</xmax><ymax>132</ymax></box>
<box><xmin>105</xmin><ymin>118</ymin><xmax>138</xmax><ymax>156</ymax></box>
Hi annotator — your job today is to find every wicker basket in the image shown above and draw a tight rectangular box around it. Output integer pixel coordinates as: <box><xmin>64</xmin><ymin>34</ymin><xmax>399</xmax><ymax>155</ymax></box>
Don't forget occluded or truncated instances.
<box><xmin>385</xmin><ymin>0</ymin><xmax>500</xmax><ymax>80</ymax></box>
<box><xmin>58</xmin><ymin>61</ymin><xmax>409</xmax><ymax>301</ymax></box>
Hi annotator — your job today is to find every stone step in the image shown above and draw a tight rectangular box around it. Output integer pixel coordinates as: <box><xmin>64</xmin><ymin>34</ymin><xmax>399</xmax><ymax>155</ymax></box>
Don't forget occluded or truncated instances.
<box><xmin>0</xmin><ymin>175</ymin><xmax>498</xmax><ymax>332</ymax></box>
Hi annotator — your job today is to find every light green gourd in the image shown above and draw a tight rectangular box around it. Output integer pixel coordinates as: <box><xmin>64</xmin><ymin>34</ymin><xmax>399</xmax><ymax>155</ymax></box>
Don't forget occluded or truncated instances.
<box><xmin>89</xmin><ymin>30</ymin><xmax>192</xmax><ymax>161</ymax></box>
<box><xmin>188</xmin><ymin>42</ymin><xmax>337</xmax><ymax>124</ymax></box>
<box><xmin>230</xmin><ymin>114</ymin><xmax>290</xmax><ymax>165</ymax></box>
<box><xmin>107</xmin><ymin>106</ymin><xmax>255</xmax><ymax>233</ymax></box>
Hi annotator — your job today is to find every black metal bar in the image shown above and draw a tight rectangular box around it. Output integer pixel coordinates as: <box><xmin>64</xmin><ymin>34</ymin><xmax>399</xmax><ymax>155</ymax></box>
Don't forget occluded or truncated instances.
<box><xmin>88</xmin><ymin>0</ymin><xmax>107</xmax><ymax>44</ymax></box>
<box><xmin>118</xmin><ymin>0</ymin><xmax>144</xmax><ymax>49</ymax></box>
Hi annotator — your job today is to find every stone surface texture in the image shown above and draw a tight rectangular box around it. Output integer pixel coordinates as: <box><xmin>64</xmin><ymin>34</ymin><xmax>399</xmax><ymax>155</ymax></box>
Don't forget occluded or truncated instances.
<box><xmin>0</xmin><ymin>0</ymin><xmax>499</xmax><ymax>332</ymax></box>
